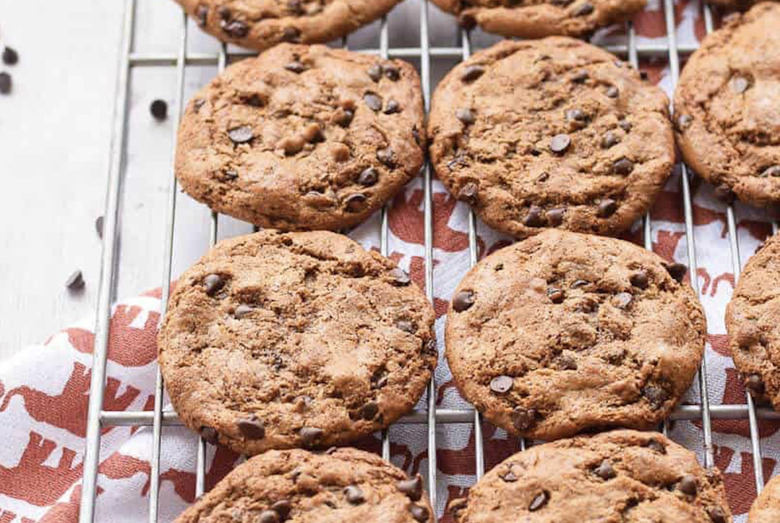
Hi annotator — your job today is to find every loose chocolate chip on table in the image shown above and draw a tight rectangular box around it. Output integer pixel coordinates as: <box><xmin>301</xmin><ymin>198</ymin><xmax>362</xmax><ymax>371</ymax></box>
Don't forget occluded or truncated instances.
<box><xmin>390</xmin><ymin>268</ymin><xmax>411</xmax><ymax>286</ymax></box>
<box><xmin>228</xmin><ymin>125</ymin><xmax>254</xmax><ymax>144</ymax></box>
<box><xmin>384</xmin><ymin>65</ymin><xmax>400</xmax><ymax>81</ymax></box>
<box><xmin>358</xmin><ymin>167</ymin><xmax>379</xmax><ymax>186</ymax></box>
<box><xmin>602</xmin><ymin>131</ymin><xmax>619</xmax><ymax>149</ymax></box>
<box><xmin>344</xmin><ymin>485</ymin><xmax>365</xmax><ymax>505</ymax></box>
<box><xmin>630</xmin><ymin>270</ymin><xmax>649</xmax><ymax>289</ymax></box>
<box><xmin>237</xmin><ymin>415</ymin><xmax>265</xmax><ymax>439</ymax></box>
<box><xmin>606</xmin><ymin>86</ymin><xmax>619</xmax><ymax>98</ymax></box>
<box><xmin>65</xmin><ymin>270</ymin><xmax>85</xmax><ymax>291</ymax></box>
<box><xmin>550</xmin><ymin>133</ymin><xmax>571</xmax><ymax>154</ymax></box>
<box><xmin>523</xmin><ymin>205</ymin><xmax>545</xmax><ymax>227</ymax></box>
<box><xmin>200</xmin><ymin>426</ymin><xmax>219</xmax><ymax>444</ymax></box>
<box><xmin>0</xmin><ymin>72</ymin><xmax>12</xmax><ymax>94</ymax></box>
<box><xmin>613</xmin><ymin>158</ymin><xmax>634</xmax><ymax>175</ymax></box>
<box><xmin>746</xmin><ymin>374</ymin><xmax>764</xmax><ymax>393</ymax></box>
<box><xmin>547</xmin><ymin>287</ymin><xmax>565</xmax><ymax>303</ymax></box>
<box><xmin>364</xmin><ymin>92</ymin><xmax>383</xmax><ymax>112</ymax></box>
<box><xmin>594</xmin><ymin>460</ymin><xmax>616</xmax><ymax>480</ymax></box>
<box><xmin>677</xmin><ymin>475</ymin><xmax>697</xmax><ymax>495</ymax></box>
<box><xmin>95</xmin><ymin>216</ymin><xmax>104</xmax><ymax>239</ymax></box>
<box><xmin>713</xmin><ymin>184</ymin><xmax>735</xmax><ymax>204</ymax></box>
<box><xmin>203</xmin><ymin>274</ymin><xmax>224</xmax><ymax>295</ymax></box>
<box><xmin>150</xmin><ymin>99</ymin><xmax>168</xmax><ymax>121</ymax></box>
<box><xmin>397</xmin><ymin>475</ymin><xmax>423</xmax><ymax>501</ymax></box>
<box><xmin>512</xmin><ymin>406</ymin><xmax>536</xmax><ymax>431</ymax></box>
<box><xmin>234</xmin><ymin>304</ymin><xmax>253</xmax><ymax>318</ymax></box>
<box><xmin>2</xmin><ymin>47</ymin><xmax>19</xmax><ymax>66</ymax></box>
<box><xmin>664</xmin><ymin>262</ymin><xmax>687</xmax><ymax>282</ymax></box>
<box><xmin>490</xmin><ymin>375</ymin><xmax>514</xmax><ymax>394</ymax></box>
<box><xmin>344</xmin><ymin>192</ymin><xmax>368</xmax><ymax>212</ymax></box>
<box><xmin>384</xmin><ymin>99</ymin><xmax>401</xmax><ymax>114</ymax></box>
<box><xmin>597</xmin><ymin>198</ymin><xmax>617</xmax><ymax>218</ymax></box>
<box><xmin>706</xmin><ymin>506</ymin><xmax>727</xmax><ymax>523</ymax></box>
<box><xmin>677</xmin><ymin>114</ymin><xmax>693</xmax><ymax>130</ymax></box>
<box><xmin>461</xmin><ymin>65</ymin><xmax>485</xmax><ymax>83</ymax></box>
<box><xmin>258</xmin><ymin>510</ymin><xmax>279</xmax><ymax>523</ymax></box>
<box><xmin>299</xmin><ymin>427</ymin><xmax>324</xmax><ymax>446</ymax></box>
<box><xmin>377</xmin><ymin>147</ymin><xmax>395</xmax><ymax>167</ymax></box>
<box><xmin>529</xmin><ymin>491</ymin><xmax>549</xmax><ymax>511</ymax></box>
<box><xmin>367</xmin><ymin>64</ymin><xmax>383</xmax><ymax>82</ymax></box>
<box><xmin>729</xmin><ymin>75</ymin><xmax>750</xmax><ymax>94</ymax></box>
<box><xmin>456</xmin><ymin>108</ymin><xmax>475</xmax><ymax>125</ymax></box>
<box><xmin>410</xmin><ymin>505</ymin><xmax>429</xmax><ymax>522</ymax></box>
<box><xmin>453</xmin><ymin>290</ymin><xmax>475</xmax><ymax>312</ymax></box>
<box><xmin>284</xmin><ymin>60</ymin><xmax>307</xmax><ymax>74</ymax></box>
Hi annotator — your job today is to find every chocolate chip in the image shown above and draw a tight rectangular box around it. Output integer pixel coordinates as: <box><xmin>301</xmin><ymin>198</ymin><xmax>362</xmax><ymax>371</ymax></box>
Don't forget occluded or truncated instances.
<box><xmin>602</xmin><ymin>132</ymin><xmax>619</xmax><ymax>149</ymax></box>
<box><xmin>459</xmin><ymin>182</ymin><xmax>478</xmax><ymax>204</ymax></box>
<box><xmin>384</xmin><ymin>65</ymin><xmax>400</xmax><ymax>81</ymax></box>
<box><xmin>3</xmin><ymin>47</ymin><xmax>19</xmax><ymax>66</ymax></box>
<box><xmin>512</xmin><ymin>407</ymin><xmax>536</xmax><ymax>431</ymax></box>
<box><xmin>224</xmin><ymin>170</ymin><xmax>238</xmax><ymax>180</ymax></box>
<box><xmin>367</xmin><ymin>64</ymin><xmax>383</xmax><ymax>82</ymax></box>
<box><xmin>217</xmin><ymin>6</ymin><xmax>231</xmax><ymax>19</ymax></box>
<box><xmin>358</xmin><ymin>167</ymin><xmax>379</xmax><ymax>187</ymax></box>
<box><xmin>390</xmin><ymin>268</ymin><xmax>411</xmax><ymax>286</ymax></box>
<box><xmin>149</xmin><ymin>99</ymin><xmax>168</xmax><ymax>121</ymax></box>
<box><xmin>299</xmin><ymin>427</ymin><xmax>324</xmax><ymax>447</ymax></box>
<box><xmin>548</xmin><ymin>287</ymin><xmax>565</xmax><ymax>303</ymax></box>
<box><xmin>377</xmin><ymin>147</ymin><xmax>395</xmax><ymax>167</ymax></box>
<box><xmin>228</xmin><ymin>125</ymin><xmax>254</xmax><ymax>144</ymax></box>
<box><xmin>677</xmin><ymin>475</ymin><xmax>697</xmax><ymax>495</ymax></box>
<box><xmin>65</xmin><ymin>270</ymin><xmax>85</xmax><ymax>291</ymax></box>
<box><xmin>0</xmin><ymin>72</ymin><xmax>12</xmax><ymax>94</ymax></box>
<box><xmin>203</xmin><ymin>274</ymin><xmax>224</xmax><ymax>295</ymax></box>
<box><xmin>614</xmin><ymin>292</ymin><xmax>633</xmax><ymax>309</ymax></box>
<box><xmin>572</xmin><ymin>70</ymin><xmax>589</xmax><ymax>83</ymax></box>
<box><xmin>730</xmin><ymin>75</ymin><xmax>750</xmax><ymax>94</ymax></box>
<box><xmin>619</xmin><ymin>119</ymin><xmax>632</xmax><ymax>132</ymax></box>
<box><xmin>500</xmin><ymin>469</ymin><xmax>518</xmax><ymax>482</ymax></box>
<box><xmin>221</xmin><ymin>19</ymin><xmax>249</xmax><ymax>37</ymax></box>
<box><xmin>453</xmin><ymin>290</ymin><xmax>475</xmax><ymax>312</ymax></box>
<box><xmin>706</xmin><ymin>506</ymin><xmax>726</xmax><ymax>523</ymax></box>
<box><xmin>529</xmin><ymin>491</ymin><xmax>549</xmax><ymax>511</ymax></box>
<box><xmin>196</xmin><ymin>5</ymin><xmax>209</xmax><ymax>26</ymax></box>
<box><xmin>449</xmin><ymin>498</ymin><xmax>468</xmax><ymax>520</ymax></box>
<box><xmin>284</xmin><ymin>60</ymin><xmax>307</xmax><ymax>74</ymax></box>
<box><xmin>594</xmin><ymin>460</ymin><xmax>616</xmax><ymax>480</ymax></box>
<box><xmin>606</xmin><ymin>86</ymin><xmax>619</xmax><ymax>98</ymax></box>
<box><xmin>677</xmin><ymin>114</ymin><xmax>693</xmax><ymax>130</ymax></box>
<box><xmin>523</xmin><ymin>206</ymin><xmax>545</xmax><ymax>227</ymax></box>
<box><xmin>344</xmin><ymin>193</ymin><xmax>368</xmax><ymax>212</ymax></box>
<box><xmin>664</xmin><ymin>262</ymin><xmax>687</xmax><ymax>282</ymax></box>
<box><xmin>597</xmin><ymin>198</ymin><xmax>617</xmax><ymax>218</ymax></box>
<box><xmin>396</xmin><ymin>319</ymin><xmax>417</xmax><ymax>334</ymax></box>
<box><xmin>461</xmin><ymin>65</ymin><xmax>485</xmax><ymax>83</ymax></box>
<box><xmin>95</xmin><ymin>216</ymin><xmax>104</xmax><ymax>239</ymax></box>
<box><xmin>271</xmin><ymin>500</ymin><xmax>291</xmax><ymax>520</ymax></box>
<box><xmin>571</xmin><ymin>279</ymin><xmax>590</xmax><ymax>289</ymax></box>
<box><xmin>258</xmin><ymin>510</ymin><xmax>279</xmax><ymax>523</ymax></box>
<box><xmin>762</xmin><ymin>165</ymin><xmax>780</xmax><ymax>177</ymax></box>
<box><xmin>344</xmin><ymin>485</ymin><xmax>365</xmax><ymax>505</ymax></box>
<box><xmin>547</xmin><ymin>208</ymin><xmax>565</xmax><ymax>226</ymax></box>
<box><xmin>558</xmin><ymin>354</ymin><xmax>578</xmax><ymax>370</ymax></box>
<box><xmin>642</xmin><ymin>385</ymin><xmax>668</xmax><ymax>408</ymax></box>
<box><xmin>335</xmin><ymin>108</ymin><xmax>354</xmax><ymax>127</ymax></box>
<box><xmin>200</xmin><ymin>426</ymin><xmax>219</xmax><ymax>444</ymax></box>
<box><xmin>550</xmin><ymin>133</ymin><xmax>571</xmax><ymax>154</ymax></box>
<box><xmin>630</xmin><ymin>271</ymin><xmax>649</xmax><ymax>289</ymax></box>
<box><xmin>237</xmin><ymin>416</ymin><xmax>265</xmax><ymax>439</ymax></box>
<box><xmin>565</xmin><ymin>108</ymin><xmax>586</xmax><ymax>122</ymax></box>
<box><xmin>573</xmin><ymin>1</ymin><xmax>594</xmax><ymax>15</ymax></box>
<box><xmin>613</xmin><ymin>158</ymin><xmax>634</xmax><ymax>175</ymax></box>
<box><xmin>410</xmin><ymin>505</ymin><xmax>429</xmax><ymax>522</ymax></box>
<box><xmin>489</xmin><ymin>375</ymin><xmax>513</xmax><ymax>394</ymax></box>
<box><xmin>384</xmin><ymin>99</ymin><xmax>401</xmax><ymax>114</ymax></box>
<box><xmin>234</xmin><ymin>304</ymin><xmax>253</xmax><ymax>318</ymax></box>
<box><xmin>282</xmin><ymin>26</ymin><xmax>301</xmax><ymax>42</ymax></box>
<box><xmin>646</xmin><ymin>438</ymin><xmax>666</xmax><ymax>454</ymax></box>
<box><xmin>364</xmin><ymin>92</ymin><xmax>383</xmax><ymax>112</ymax></box>
<box><xmin>456</xmin><ymin>108</ymin><xmax>475</xmax><ymax>125</ymax></box>
<box><xmin>746</xmin><ymin>374</ymin><xmax>764</xmax><ymax>393</ymax></box>
<box><xmin>640</xmin><ymin>71</ymin><xmax>649</xmax><ymax>80</ymax></box>
<box><xmin>397</xmin><ymin>475</ymin><xmax>423</xmax><ymax>501</ymax></box>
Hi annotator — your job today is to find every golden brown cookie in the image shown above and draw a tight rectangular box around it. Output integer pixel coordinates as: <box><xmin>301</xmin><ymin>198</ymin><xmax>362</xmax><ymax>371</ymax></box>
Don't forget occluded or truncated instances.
<box><xmin>158</xmin><ymin>230</ymin><xmax>437</xmax><ymax>455</ymax></box>
<box><xmin>725</xmin><ymin>232</ymin><xmax>780</xmax><ymax>407</ymax></box>
<box><xmin>445</xmin><ymin>230</ymin><xmax>706</xmax><ymax>440</ymax></box>
<box><xmin>450</xmin><ymin>430</ymin><xmax>732</xmax><ymax>523</ymax></box>
<box><xmin>174</xmin><ymin>448</ymin><xmax>434</xmax><ymax>523</ymax></box>
<box><xmin>174</xmin><ymin>0</ymin><xmax>403</xmax><ymax>51</ymax></box>
<box><xmin>674</xmin><ymin>2</ymin><xmax>780</xmax><ymax>209</ymax></box>
<box><xmin>748</xmin><ymin>475</ymin><xmax>780</xmax><ymax>522</ymax></box>
<box><xmin>429</xmin><ymin>38</ymin><xmax>674</xmax><ymax>240</ymax></box>
<box><xmin>429</xmin><ymin>0</ymin><xmax>646</xmax><ymax>39</ymax></box>
<box><xmin>176</xmin><ymin>43</ymin><xmax>425</xmax><ymax>231</ymax></box>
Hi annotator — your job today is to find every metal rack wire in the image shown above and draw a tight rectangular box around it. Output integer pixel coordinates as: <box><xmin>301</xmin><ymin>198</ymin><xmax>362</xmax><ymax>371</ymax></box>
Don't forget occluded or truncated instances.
<box><xmin>78</xmin><ymin>1</ymin><xmax>774</xmax><ymax>522</ymax></box>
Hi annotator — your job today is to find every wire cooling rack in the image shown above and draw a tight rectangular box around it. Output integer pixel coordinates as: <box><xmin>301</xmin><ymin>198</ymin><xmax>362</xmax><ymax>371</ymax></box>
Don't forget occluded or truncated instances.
<box><xmin>78</xmin><ymin>1</ymin><xmax>780</xmax><ymax>522</ymax></box>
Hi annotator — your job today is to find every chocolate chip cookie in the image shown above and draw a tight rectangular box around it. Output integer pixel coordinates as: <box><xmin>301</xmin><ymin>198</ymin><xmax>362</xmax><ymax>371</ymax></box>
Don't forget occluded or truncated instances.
<box><xmin>428</xmin><ymin>38</ymin><xmax>675</xmax><ymax>240</ymax></box>
<box><xmin>449</xmin><ymin>430</ymin><xmax>732</xmax><ymax>523</ymax></box>
<box><xmin>445</xmin><ymin>229</ymin><xmax>706</xmax><ymax>440</ymax></box>
<box><xmin>674</xmin><ymin>2</ymin><xmax>780</xmax><ymax>209</ymax></box>
<box><xmin>429</xmin><ymin>0</ymin><xmax>646</xmax><ymax>39</ymax></box>
<box><xmin>725</xmin><ymin>232</ymin><xmax>780</xmax><ymax>408</ymax></box>
<box><xmin>174</xmin><ymin>0</ymin><xmax>402</xmax><ymax>51</ymax></box>
<box><xmin>176</xmin><ymin>43</ymin><xmax>425</xmax><ymax>231</ymax></box>
<box><xmin>748</xmin><ymin>474</ymin><xmax>780</xmax><ymax>522</ymax></box>
<box><xmin>158</xmin><ymin>230</ymin><xmax>437</xmax><ymax>455</ymax></box>
<box><xmin>707</xmin><ymin>0</ymin><xmax>776</xmax><ymax>12</ymax></box>
<box><xmin>174</xmin><ymin>447</ymin><xmax>434</xmax><ymax>523</ymax></box>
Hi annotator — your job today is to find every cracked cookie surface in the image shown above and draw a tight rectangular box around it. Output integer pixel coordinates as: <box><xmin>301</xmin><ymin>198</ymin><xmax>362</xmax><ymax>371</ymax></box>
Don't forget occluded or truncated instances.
<box><xmin>450</xmin><ymin>430</ymin><xmax>732</xmax><ymax>523</ymax></box>
<box><xmin>174</xmin><ymin>448</ymin><xmax>434</xmax><ymax>523</ymax></box>
<box><xmin>748</xmin><ymin>474</ymin><xmax>780</xmax><ymax>522</ymax></box>
<box><xmin>674</xmin><ymin>2</ymin><xmax>780</xmax><ymax>210</ymax></box>
<box><xmin>174</xmin><ymin>0</ymin><xmax>403</xmax><ymax>51</ymax></box>
<box><xmin>159</xmin><ymin>230</ymin><xmax>436</xmax><ymax>455</ymax></box>
<box><xmin>428</xmin><ymin>38</ymin><xmax>674</xmax><ymax>240</ymax></box>
<box><xmin>445</xmin><ymin>230</ymin><xmax>705</xmax><ymax>440</ymax></box>
<box><xmin>726</xmin><ymin>232</ymin><xmax>780</xmax><ymax>409</ymax></box>
<box><xmin>430</xmin><ymin>0</ymin><xmax>646</xmax><ymax>39</ymax></box>
<box><xmin>176</xmin><ymin>43</ymin><xmax>425</xmax><ymax>231</ymax></box>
